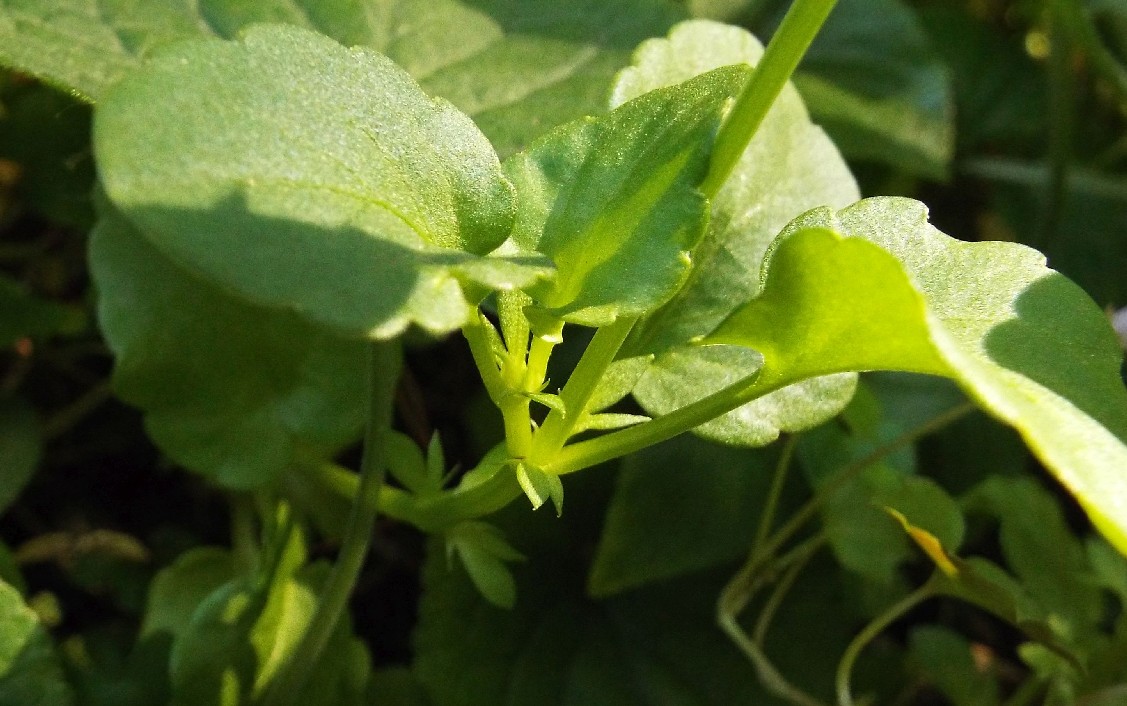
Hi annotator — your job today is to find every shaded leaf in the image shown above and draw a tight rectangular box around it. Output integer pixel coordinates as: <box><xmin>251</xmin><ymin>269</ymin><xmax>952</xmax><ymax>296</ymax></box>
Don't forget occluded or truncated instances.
<box><xmin>589</xmin><ymin>434</ymin><xmax>778</xmax><ymax>596</ymax></box>
<box><xmin>414</xmin><ymin>472</ymin><xmax>835</xmax><ymax>705</ymax></box>
<box><xmin>90</xmin><ymin>207</ymin><xmax>367</xmax><ymax>488</ymax></box>
<box><xmin>446</xmin><ymin>522</ymin><xmax>524</xmax><ymax>609</ymax></box>
<box><xmin>141</xmin><ymin>548</ymin><xmax>238</xmax><ymax>641</ymax></box>
<box><xmin>0</xmin><ymin>0</ymin><xmax>684</xmax><ymax>157</ymax></box>
<box><xmin>96</xmin><ymin>24</ymin><xmax>547</xmax><ymax>339</ymax></box>
<box><xmin>0</xmin><ymin>275</ymin><xmax>80</xmax><ymax>347</ymax></box>
<box><xmin>505</xmin><ymin>65</ymin><xmax>747</xmax><ymax>326</ymax></box>
<box><xmin>704</xmin><ymin>197</ymin><xmax>1127</xmax><ymax>555</ymax></box>
<box><xmin>908</xmin><ymin>626</ymin><xmax>1001</xmax><ymax>706</ymax></box>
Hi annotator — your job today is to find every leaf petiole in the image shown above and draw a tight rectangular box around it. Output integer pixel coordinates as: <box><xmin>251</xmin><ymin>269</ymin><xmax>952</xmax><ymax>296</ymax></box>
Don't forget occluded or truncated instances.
<box><xmin>701</xmin><ymin>0</ymin><xmax>840</xmax><ymax>198</ymax></box>
<box><xmin>261</xmin><ymin>341</ymin><xmax>401</xmax><ymax>706</ymax></box>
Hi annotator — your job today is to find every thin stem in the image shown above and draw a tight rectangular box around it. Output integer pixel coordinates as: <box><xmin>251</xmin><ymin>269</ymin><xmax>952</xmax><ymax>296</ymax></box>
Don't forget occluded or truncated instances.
<box><xmin>260</xmin><ymin>341</ymin><xmax>401</xmax><ymax>706</ymax></box>
<box><xmin>543</xmin><ymin>367</ymin><xmax>776</xmax><ymax>475</ymax></box>
<box><xmin>700</xmin><ymin>0</ymin><xmax>840</xmax><ymax>198</ymax></box>
<box><xmin>531</xmin><ymin>316</ymin><xmax>637</xmax><ymax>463</ymax></box>
<box><xmin>754</xmin><ymin>402</ymin><xmax>975</xmax><ymax>566</ymax></box>
<box><xmin>523</xmin><ymin>320</ymin><xmax>562</xmax><ymax>393</ymax></box>
<box><xmin>1035</xmin><ymin>0</ymin><xmax>1074</xmax><ymax>249</ymax></box>
<box><xmin>40</xmin><ymin>380</ymin><xmax>114</xmax><ymax>441</ymax></box>
<box><xmin>835</xmin><ymin>580</ymin><xmax>936</xmax><ymax>706</ymax></box>
<box><xmin>718</xmin><ymin>536</ymin><xmax>828</xmax><ymax>706</ymax></box>
<box><xmin>753</xmin><ymin>435</ymin><xmax>798</xmax><ymax>556</ymax></box>
<box><xmin>752</xmin><ymin>535</ymin><xmax>824</xmax><ymax>645</ymax></box>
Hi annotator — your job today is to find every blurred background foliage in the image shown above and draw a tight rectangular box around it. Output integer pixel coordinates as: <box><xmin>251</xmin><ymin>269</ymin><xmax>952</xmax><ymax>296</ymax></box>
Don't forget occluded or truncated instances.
<box><xmin>1</xmin><ymin>0</ymin><xmax>1127</xmax><ymax>704</ymax></box>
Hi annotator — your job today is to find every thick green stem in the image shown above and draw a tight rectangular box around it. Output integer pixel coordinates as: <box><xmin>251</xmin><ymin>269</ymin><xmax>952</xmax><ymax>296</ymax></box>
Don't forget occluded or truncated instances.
<box><xmin>700</xmin><ymin>0</ymin><xmax>840</xmax><ymax>198</ymax></box>
<box><xmin>542</xmin><ymin>368</ymin><xmax>777</xmax><ymax>475</ymax></box>
<box><xmin>835</xmin><ymin>580</ymin><xmax>936</xmax><ymax>706</ymax></box>
<box><xmin>260</xmin><ymin>341</ymin><xmax>401</xmax><ymax>706</ymax></box>
<box><xmin>531</xmin><ymin>316</ymin><xmax>637</xmax><ymax>463</ymax></box>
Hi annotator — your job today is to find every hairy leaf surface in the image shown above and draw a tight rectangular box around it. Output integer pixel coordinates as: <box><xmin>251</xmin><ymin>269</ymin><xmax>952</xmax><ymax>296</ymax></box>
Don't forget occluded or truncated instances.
<box><xmin>705</xmin><ymin>197</ymin><xmax>1127</xmax><ymax>554</ymax></box>
<box><xmin>95</xmin><ymin>24</ymin><xmax>549</xmax><ymax>338</ymax></box>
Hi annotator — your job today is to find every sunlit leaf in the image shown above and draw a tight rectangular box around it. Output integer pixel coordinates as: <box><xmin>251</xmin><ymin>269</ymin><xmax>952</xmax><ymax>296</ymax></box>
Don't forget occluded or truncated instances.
<box><xmin>704</xmin><ymin>197</ymin><xmax>1127</xmax><ymax>555</ymax></box>
<box><xmin>505</xmin><ymin>65</ymin><xmax>747</xmax><ymax>326</ymax></box>
<box><xmin>96</xmin><ymin>24</ymin><xmax>548</xmax><ymax>339</ymax></box>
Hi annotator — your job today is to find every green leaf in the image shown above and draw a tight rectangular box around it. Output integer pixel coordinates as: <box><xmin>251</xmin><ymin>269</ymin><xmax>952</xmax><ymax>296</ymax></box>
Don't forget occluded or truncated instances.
<box><xmin>446</xmin><ymin>521</ymin><xmax>524</xmax><ymax>608</ymax></box>
<box><xmin>170</xmin><ymin>564</ymin><xmax>368</xmax><ymax>706</ymax></box>
<box><xmin>0</xmin><ymin>578</ymin><xmax>73</xmax><ymax>706</ymax></box>
<box><xmin>367</xmin><ymin>668</ymin><xmax>431</xmax><ymax>706</ymax></box>
<box><xmin>0</xmin><ymin>398</ymin><xmax>38</xmax><ymax>515</ymax></box>
<box><xmin>793</xmin><ymin>0</ymin><xmax>953</xmax><ymax>178</ymax></box>
<box><xmin>967</xmin><ymin>477</ymin><xmax>1103</xmax><ymax>636</ymax></box>
<box><xmin>588</xmin><ymin>434</ymin><xmax>779</xmax><ymax>596</ymax></box>
<box><xmin>633</xmin><ymin>344</ymin><xmax>858</xmax><ymax>446</ymax></box>
<box><xmin>504</xmin><ymin>64</ymin><xmax>747</xmax><ymax>326</ymax></box>
<box><xmin>888</xmin><ymin>509</ymin><xmax>1077</xmax><ymax>664</ymax></box>
<box><xmin>0</xmin><ymin>0</ymin><xmax>684</xmax><ymax>157</ymax></box>
<box><xmin>609</xmin><ymin>20</ymin><xmax>861</xmax><ymax>445</ymax></box>
<box><xmin>415</xmin><ymin>472</ymin><xmax>822</xmax><ymax>705</ymax></box>
<box><xmin>96</xmin><ymin>24</ymin><xmax>548</xmax><ymax>339</ymax></box>
<box><xmin>704</xmin><ymin>197</ymin><xmax>1127</xmax><ymax>555</ymax></box>
<box><xmin>141</xmin><ymin>548</ymin><xmax>239</xmax><ymax>641</ymax></box>
<box><xmin>90</xmin><ymin>206</ymin><xmax>367</xmax><ymax>488</ymax></box>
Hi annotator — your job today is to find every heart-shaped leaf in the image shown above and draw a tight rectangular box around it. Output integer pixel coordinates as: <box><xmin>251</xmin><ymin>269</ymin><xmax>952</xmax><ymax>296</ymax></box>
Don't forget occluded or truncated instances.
<box><xmin>704</xmin><ymin>197</ymin><xmax>1127</xmax><ymax>554</ymax></box>
<box><xmin>95</xmin><ymin>24</ymin><xmax>549</xmax><ymax>339</ymax></box>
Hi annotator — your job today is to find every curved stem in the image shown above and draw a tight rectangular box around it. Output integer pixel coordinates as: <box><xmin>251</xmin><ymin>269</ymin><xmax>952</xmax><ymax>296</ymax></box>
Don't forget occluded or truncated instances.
<box><xmin>753</xmin><ymin>435</ymin><xmax>798</xmax><ymax>556</ymax></box>
<box><xmin>260</xmin><ymin>341</ymin><xmax>401</xmax><ymax>706</ymax></box>
<box><xmin>701</xmin><ymin>0</ymin><xmax>841</xmax><ymax>198</ymax></box>
<box><xmin>754</xmin><ymin>402</ymin><xmax>975</xmax><ymax>566</ymax></box>
<box><xmin>836</xmin><ymin>580</ymin><xmax>936</xmax><ymax>706</ymax></box>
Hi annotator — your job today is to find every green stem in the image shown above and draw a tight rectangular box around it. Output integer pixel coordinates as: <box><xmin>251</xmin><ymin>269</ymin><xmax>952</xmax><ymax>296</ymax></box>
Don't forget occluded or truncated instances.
<box><xmin>1035</xmin><ymin>0</ymin><xmax>1074</xmax><ymax>249</ymax></box>
<box><xmin>754</xmin><ymin>402</ymin><xmax>974</xmax><ymax>566</ymax></box>
<box><xmin>310</xmin><ymin>448</ymin><xmax>522</xmax><ymax>533</ymax></box>
<box><xmin>543</xmin><ymin>368</ymin><xmax>776</xmax><ymax>475</ymax></box>
<box><xmin>531</xmin><ymin>316</ymin><xmax>637</xmax><ymax>463</ymax></box>
<box><xmin>463</xmin><ymin>314</ymin><xmax>507</xmax><ymax>406</ymax></box>
<box><xmin>230</xmin><ymin>493</ymin><xmax>260</xmax><ymax>576</ymax></box>
<box><xmin>753</xmin><ymin>435</ymin><xmax>798</xmax><ymax>556</ymax></box>
<box><xmin>835</xmin><ymin>580</ymin><xmax>936</xmax><ymax>706</ymax></box>
<box><xmin>718</xmin><ymin>539</ymin><xmax>830</xmax><ymax>706</ymax></box>
<box><xmin>41</xmin><ymin>380</ymin><xmax>114</xmax><ymax>441</ymax></box>
<box><xmin>260</xmin><ymin>341</ymin><xmax>401</xmax><ymax>706</ymax></box>
<box><xmin>700</xmin><ymin>0</ymin><xmax>840</xmax><ymax>198</ymax></box>
<box><xmin>523</xmin><ymin>320</ymin><xmax>563</xmax><ymax>393</ymax></box>
<box><xmin>752</xmin><ymin>534</ymin><xmax>823</xmax><ymax>645</ymax></box>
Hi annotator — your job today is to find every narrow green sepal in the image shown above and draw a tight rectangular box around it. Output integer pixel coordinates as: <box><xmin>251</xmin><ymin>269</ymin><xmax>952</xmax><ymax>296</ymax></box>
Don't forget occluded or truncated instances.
<box><xmin>515</xmin><ymin>463</ymin><xmax>564</xmax><ymax>516</ymax></box>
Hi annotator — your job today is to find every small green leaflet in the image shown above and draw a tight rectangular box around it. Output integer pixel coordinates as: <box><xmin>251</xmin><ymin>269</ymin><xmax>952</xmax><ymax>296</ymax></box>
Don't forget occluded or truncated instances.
<box><xmin>95</xmin><ymin>24</ymin><xmax>549</xmax><ymax>339</ymax></box>
<box><xmin>703</xmin><ymin>197</ymin><xmax>1127</xmax><ymax>555</ymax></box>
<box><xmin>504</xmin><ymin>64</ymin><xmax>748</xmax><ymax>326</ymax></box>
